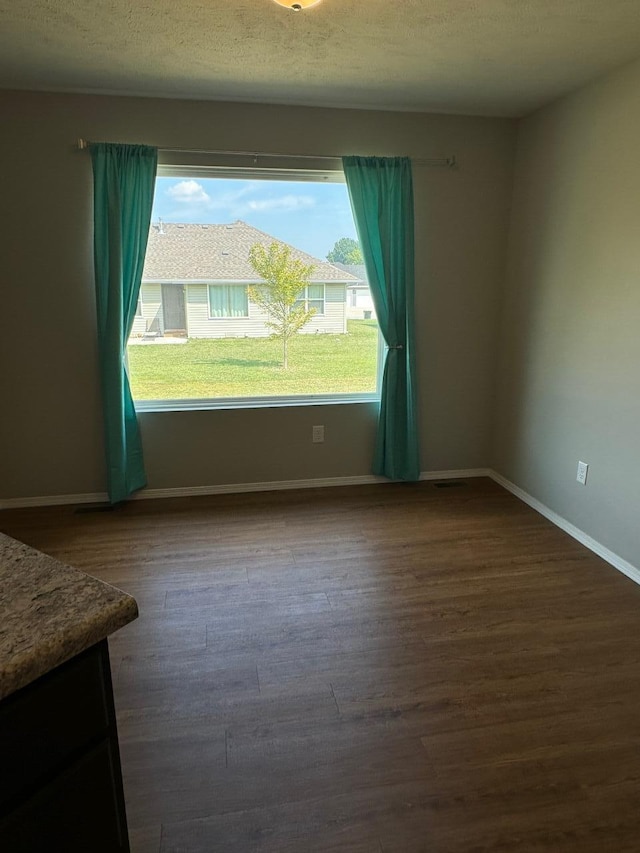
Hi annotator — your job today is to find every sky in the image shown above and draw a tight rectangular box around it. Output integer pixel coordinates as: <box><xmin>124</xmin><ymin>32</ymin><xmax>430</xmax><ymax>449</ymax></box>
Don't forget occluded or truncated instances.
<box><xmin>151</xmin><ymin>176</ymin><xmax>359</xmax><ymax>260</ymax></box>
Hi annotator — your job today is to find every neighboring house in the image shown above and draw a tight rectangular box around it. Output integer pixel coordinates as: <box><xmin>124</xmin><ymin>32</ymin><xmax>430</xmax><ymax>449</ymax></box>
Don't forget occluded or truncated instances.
<box><xmin>333</xmin><ymin>263</ymin><xmax>376</xmax><ymax>320</ymax></box>
<box><xmin>131</xmin><ymin>221</ymin><xmax>359</xmax><ymax>339</ymax></box>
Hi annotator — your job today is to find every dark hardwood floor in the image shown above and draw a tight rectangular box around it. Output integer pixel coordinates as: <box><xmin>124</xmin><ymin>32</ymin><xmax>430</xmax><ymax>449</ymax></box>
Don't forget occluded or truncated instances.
<box><xmin>3</xmin><ymin>478</ymin><xmax>640</xmax><ymax>852</ymax></box>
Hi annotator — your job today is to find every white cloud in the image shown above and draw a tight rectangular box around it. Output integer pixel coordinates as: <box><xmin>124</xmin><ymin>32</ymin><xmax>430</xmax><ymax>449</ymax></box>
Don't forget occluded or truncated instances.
<box><xmin>162</xmin><ymin>180</ymin><xmax>316</xmax><ymax>221</ymax></box>
<box><xmin>166</xmin><ymin>180</ymin><xmax>211</xmax><ymax>205</ymax></box>
<box><xmin>245</xmin><ymin>195</ymin><xmax>315</xmax><ymax>213</ymax></box>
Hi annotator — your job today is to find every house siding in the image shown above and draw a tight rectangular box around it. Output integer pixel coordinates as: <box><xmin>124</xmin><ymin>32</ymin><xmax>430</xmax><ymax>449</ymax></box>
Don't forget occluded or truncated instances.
<box><xmin>184</xmin><ymin>283</ymin><xmax>347</xmax><ymax>338</ymax></box>
<box><xmin>319</xmin><ymin>284</ymin><xmax>348</xmax><ymax>335</ymax></box>
<box><xmin>131</xmin><ymin>283</ymin><xmax>164</xmax><ymax>335</ymax></box>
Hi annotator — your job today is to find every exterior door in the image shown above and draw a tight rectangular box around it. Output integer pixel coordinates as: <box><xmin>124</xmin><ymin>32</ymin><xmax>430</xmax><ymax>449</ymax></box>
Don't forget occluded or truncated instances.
<box><xmin>162</xmin><ymin>284</ymin><xmax>186</xmax><ymax>334</ymax></box>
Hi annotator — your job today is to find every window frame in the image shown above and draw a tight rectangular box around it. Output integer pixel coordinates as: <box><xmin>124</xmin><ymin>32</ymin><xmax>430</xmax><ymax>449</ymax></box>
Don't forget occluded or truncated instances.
<box><xmin>131</xmin><ymin>163</ymin><xmax>384</xmax><ymax>413</ymax></box>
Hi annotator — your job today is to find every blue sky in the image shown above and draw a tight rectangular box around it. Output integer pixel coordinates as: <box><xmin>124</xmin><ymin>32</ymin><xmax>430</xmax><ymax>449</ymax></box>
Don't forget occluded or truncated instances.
<box><xmin>151</xmin><ymin>177</ymin><xmax>359</xmax><ymax>260</ymax></box>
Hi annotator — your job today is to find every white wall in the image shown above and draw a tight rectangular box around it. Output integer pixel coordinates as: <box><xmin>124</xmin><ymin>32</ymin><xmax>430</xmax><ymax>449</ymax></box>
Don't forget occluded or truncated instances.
<box><xmin>493</xmin><ymin>57</ymin><xmax>640</xmax><ymax>568</ymax></box>
<box><xmin>0</xmin><ymin>90</ymin><xmax>515</xmax><ymax>499</ymax></box>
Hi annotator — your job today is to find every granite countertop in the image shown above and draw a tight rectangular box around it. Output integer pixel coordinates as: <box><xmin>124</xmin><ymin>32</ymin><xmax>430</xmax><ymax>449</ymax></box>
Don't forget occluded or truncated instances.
<box><xmin>0</xmin><ymin>532</ymin><xmax>138</xmax><ymax>700</ymax></box>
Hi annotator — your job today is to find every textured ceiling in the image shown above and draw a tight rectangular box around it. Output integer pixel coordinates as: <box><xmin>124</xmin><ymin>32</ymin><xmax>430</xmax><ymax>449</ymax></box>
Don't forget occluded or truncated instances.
<box><xmin>2</xmin><ymin>0</ymin><xmax>640</xmax><ymax>116</ymax></box>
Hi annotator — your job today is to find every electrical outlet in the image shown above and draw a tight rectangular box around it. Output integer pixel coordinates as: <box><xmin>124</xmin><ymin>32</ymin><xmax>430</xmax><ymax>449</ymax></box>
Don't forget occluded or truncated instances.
<box><xmin>576</xmin><ymin>461</ymin><xmax>589</xmax><ymax>485</ymax></box>
<box><xmin>312</xmin><ymin>425</ymin><xmax>325</xmax><ymax>443</ymax></box>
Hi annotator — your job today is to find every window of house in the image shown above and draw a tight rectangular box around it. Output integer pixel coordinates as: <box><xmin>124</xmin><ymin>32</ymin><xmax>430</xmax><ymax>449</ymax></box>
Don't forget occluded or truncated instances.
<box><xmin>127</xmin><ymin>164</ymin><xmax>382</xmax><ymax>411</ymax></box>
<box><xmin>295</xmin><ymin>284</ymin><xmax>325</xmax><ymax>316</ymax></box>
<box><xmin>208</xmin><ymin>285</ymin><xmax>249</xmax><ymax>318</ymax></box>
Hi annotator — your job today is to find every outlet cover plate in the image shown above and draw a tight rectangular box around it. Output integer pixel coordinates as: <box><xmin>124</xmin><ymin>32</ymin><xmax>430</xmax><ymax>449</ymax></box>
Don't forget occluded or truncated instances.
<box><xmin>312</xmin><ymin>425</ymin><xmax>325</xmax><ymax>443</ymax></box>
<box><xmin>577</xmin><ymin>461</ymin><xmax>589</xmax><ymax>485</ymax></box>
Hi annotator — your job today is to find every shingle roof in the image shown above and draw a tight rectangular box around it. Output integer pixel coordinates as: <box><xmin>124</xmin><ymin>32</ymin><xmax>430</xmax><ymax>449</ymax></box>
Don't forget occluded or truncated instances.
<box><xmin>142</xmin><ymin>221</ymin><xmax>359</xmax><ymax>283</ymax></box>
<box><xmin>333</xmin><ymin>262</ymin><xmax>369</xmax><ymax>284</ymax></box>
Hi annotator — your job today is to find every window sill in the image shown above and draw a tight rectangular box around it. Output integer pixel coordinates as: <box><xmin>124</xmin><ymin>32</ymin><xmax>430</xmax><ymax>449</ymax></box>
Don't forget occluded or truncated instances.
<box><xmin>135</xmin><ymin>393</ymin><xmax>380</xmax><ymax>413</ymax></box>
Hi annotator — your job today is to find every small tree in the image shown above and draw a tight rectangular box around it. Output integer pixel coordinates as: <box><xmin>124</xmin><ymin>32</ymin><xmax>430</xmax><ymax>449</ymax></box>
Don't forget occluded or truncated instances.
<box><xmin>326</xmin><ymin>237</ymin><xmax>363</xmax><ymax>265</ymax></box>
<box><xmin>248</xmin><ymin>242</ymin><xmax>316</xmax><ymax>369</ymax></box>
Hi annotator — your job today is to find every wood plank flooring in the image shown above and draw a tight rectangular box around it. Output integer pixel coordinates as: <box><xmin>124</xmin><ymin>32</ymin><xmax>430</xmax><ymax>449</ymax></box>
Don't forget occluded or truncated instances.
<box><xmin>3</xmin><ymin>478</ymin><xmax>640</xmax><ymax>852</ymax></box>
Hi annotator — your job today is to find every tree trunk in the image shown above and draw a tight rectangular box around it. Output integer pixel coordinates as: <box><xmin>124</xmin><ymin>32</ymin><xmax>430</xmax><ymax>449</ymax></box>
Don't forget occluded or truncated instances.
<box><xmin>283</xmin><ymin>335</ymin><xmax>288</xmax><ymax>369</ymax></box>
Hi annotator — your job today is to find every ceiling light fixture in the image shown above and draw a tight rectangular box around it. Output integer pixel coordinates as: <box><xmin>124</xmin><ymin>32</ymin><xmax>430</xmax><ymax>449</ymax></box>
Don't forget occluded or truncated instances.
<box><xmin>273</xmin><ymin>0</ymin><xmax>323</xmax><ymax>10</ymax></box>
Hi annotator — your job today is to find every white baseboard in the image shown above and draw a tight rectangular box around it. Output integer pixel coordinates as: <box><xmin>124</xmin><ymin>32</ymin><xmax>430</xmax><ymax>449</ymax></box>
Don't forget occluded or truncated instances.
<box><xmin>0</xmin><ymin>468</ymin><xmax>490</xmax><ymax>510</ymax></box>
<box><xmin>488</xmin><ymin>470</ymin><xmax>640</xmax><ymax>587</ymax></box>
<box><xmin>0</xmin><ymin>492</ymin><xmax>109</xmax><ymax>509</ymax></box>
<box><xmin>134</xmin><ymin>473</ymin><xmax>387</xmax><ymax>500</ymax></box>
<box><xmin>134</xmin><ymin>467</ymin><xmax>491</xmax><ymax>499</ymax></box>
<box><xmin>420</xmin><ymin>468</ymin><xmax>490</xmax><ymax>482</ymax></box>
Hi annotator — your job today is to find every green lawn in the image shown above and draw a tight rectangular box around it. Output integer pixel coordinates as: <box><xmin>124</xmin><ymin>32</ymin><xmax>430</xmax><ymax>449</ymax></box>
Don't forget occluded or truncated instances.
<box><xmin>127</xmin><ymin>319</ymin><xmax>379</xmax><ymax>400</ymax></box>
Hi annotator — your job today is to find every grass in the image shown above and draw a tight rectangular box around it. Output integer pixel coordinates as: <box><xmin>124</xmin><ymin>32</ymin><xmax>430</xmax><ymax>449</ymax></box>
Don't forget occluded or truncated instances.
<box><xmin>127</xmin><ymin>319</ymin><xmax>379</xmax><ymax>400</ymax></box>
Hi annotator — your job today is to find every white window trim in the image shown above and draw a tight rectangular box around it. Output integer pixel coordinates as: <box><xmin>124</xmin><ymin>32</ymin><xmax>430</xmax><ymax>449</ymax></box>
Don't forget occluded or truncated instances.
<box><xmin>207</xmin><ymin>283</ymin><xmax>250</xmax><ymax>320</ymax></box>
<box><xmin>133</xmin><ymin>163</ymin><xmax>383</xmax><ymax>411</ymax></box>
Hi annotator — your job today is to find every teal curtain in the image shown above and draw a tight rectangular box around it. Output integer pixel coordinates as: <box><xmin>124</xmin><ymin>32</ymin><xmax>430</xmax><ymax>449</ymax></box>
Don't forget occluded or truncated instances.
<box><xmin>342</xmin><ymin>156</ymin><xmax>420</xmax><ymax>481</ymax></box>
<box><xmin>91</xmin><ymin>143</ymin><xmax>158</xmax><ymax>503</ymax></box>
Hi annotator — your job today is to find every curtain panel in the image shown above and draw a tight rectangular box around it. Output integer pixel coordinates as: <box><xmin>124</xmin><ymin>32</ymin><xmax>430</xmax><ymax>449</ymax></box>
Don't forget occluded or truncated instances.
<box><xmin>90</xmin><ymin>143</ymin><xmax>158</xmax><ymax>503</ymax></box>
<box><xmin>342</xmin><ymin>156</ymin><xmax>420</xmax><ymax>481</ymax></box>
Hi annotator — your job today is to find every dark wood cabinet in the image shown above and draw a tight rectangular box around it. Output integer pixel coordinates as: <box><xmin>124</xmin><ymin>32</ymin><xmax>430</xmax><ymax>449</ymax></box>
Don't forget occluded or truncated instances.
<box><xmin>0</xmin><ymin>641</ymin><xmax>130</xmax><ymax>852</ymax></box>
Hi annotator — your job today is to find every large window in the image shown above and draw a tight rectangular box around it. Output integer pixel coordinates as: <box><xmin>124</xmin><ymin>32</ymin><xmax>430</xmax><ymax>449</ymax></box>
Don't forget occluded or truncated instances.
<box><xmin>208</xmin><ymin>285</ymin><xmax>249</xmax><ymax>318</ymax></box>
<box><xmin>127</xmin><ymin>165</ymin><xmax>381</xmax><ymax>410</ymax></box>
